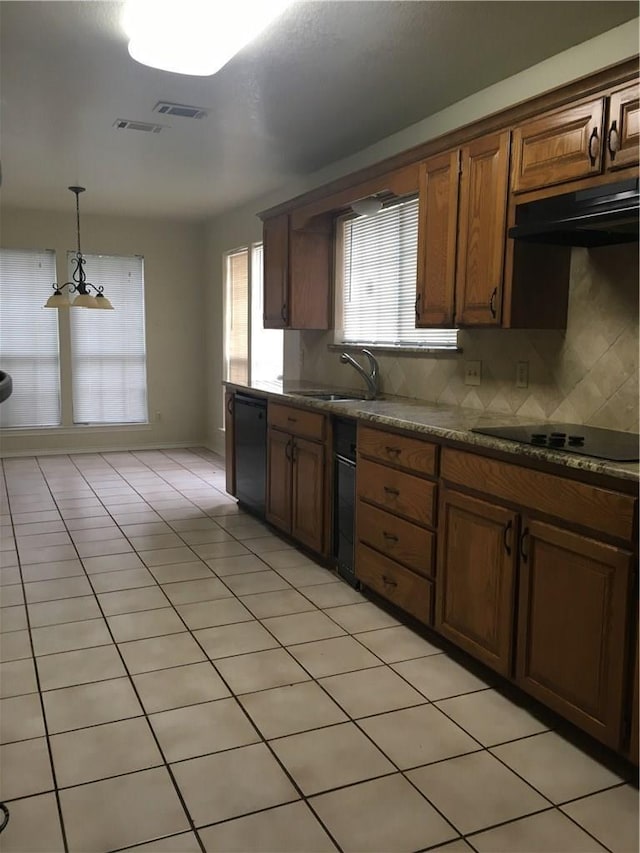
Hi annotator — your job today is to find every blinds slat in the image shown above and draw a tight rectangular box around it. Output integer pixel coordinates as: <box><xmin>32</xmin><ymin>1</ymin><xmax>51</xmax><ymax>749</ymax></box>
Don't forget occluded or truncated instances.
<box><xmin>339</xmin><ymin>199</ymin><xmax>458</xmax><ymax>348</ymax></box>
<box><xmin>0</xmin><ymin>249</ymin><xmax>61</xmax><ymax>427</ymax></box>
<box><xmin>70</xmin><ymin>254</ymin><xmax>148</xmax><ymax>424</ymax></box>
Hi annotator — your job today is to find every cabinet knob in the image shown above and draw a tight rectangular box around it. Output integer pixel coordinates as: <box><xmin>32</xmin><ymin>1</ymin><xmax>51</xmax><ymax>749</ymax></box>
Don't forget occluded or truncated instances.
<box><xmin>588</xmin><ymin>126</ymin><xmax>600</xmax><ymax>166</ymax></box>
<box><xmin>385</xmin><ymin>446</ymin><xmax>401</xmax><ymax>456</ymax></box>
<box><xmin>607</xmin><ymin>121</ymin><xmax>620</xmax><ymax>160</ymax></box>
<box><xmin>383</xmin><ymin>486</ymin><xmax>400</xmax><ymax>497</ymax></box>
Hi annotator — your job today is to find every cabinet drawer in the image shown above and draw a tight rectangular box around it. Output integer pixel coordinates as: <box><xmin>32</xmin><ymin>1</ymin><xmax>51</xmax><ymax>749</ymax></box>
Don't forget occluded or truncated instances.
<box><xmin>357</xmin><ymin>500</ymin><xmax>434</xmax><ymax>577</ymax></box>
<box><xmin>268</xmin><ymin>402</ymin><xmax>326</xmax><ymax>441</ymax></box>
<box><xmin>356</xmin><ymin>543</ymin><xmax>433</xmax><ymax>625</ymax></box>
<box><xmin>357</xmin><ymin>458</ymin><xmax>436</xmax><ymax>527</ymax></box>
<box><xmin>358</xmin><ymin>425</ymin><xmax>438</xmax><ymax>476</ymax></box>
<box><xmin>441</xmin><ymin>448</ymin><xmax>637</xmax><ymax>543</ymax></box>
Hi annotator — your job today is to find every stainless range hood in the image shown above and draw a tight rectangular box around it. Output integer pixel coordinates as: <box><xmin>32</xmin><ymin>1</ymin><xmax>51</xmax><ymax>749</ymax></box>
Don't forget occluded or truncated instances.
<box><xmin>508</xmin><ymin>178</ymin><xmax>639</xmax><ymax>247</ymax></box>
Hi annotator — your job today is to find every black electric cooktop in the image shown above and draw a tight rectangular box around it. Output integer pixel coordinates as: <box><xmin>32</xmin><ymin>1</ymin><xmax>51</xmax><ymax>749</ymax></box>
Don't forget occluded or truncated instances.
<box><xmin>471</xmin><ymin>423</ymin><xmax>640</xmax><ymax>462</ymax></box>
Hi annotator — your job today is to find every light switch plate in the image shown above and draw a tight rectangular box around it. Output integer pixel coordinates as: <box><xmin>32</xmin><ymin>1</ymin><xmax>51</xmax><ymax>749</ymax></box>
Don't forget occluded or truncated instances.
<box><xmin>516</xmin><ymin>361</ymin><xmax>529</xmax><ymax>388</ymax></box>
<box><xmin>464</xmin><ymin>360</ymin><xmax>481</xmax><ymax>386</ymax></box>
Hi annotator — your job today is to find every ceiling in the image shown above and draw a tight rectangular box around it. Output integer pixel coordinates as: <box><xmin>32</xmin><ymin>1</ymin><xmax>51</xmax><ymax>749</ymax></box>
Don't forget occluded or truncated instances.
<box><xmin>1</xmin><ymin>1</ymin><xmax>637</xmax><ymax>220</ymax></box>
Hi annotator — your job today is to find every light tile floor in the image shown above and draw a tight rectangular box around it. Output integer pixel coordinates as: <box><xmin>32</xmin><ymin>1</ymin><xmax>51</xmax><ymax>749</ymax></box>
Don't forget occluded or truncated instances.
<box><xmin>0</xmin><ymin>448</ymin><xmax>637</xmax><ymax>853</ymax></box>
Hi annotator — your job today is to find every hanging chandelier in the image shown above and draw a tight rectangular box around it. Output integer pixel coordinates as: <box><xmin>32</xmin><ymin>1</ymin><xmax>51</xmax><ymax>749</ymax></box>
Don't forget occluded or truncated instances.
<box><xmin>44</xmin><ymin>187</ymin><xmax>114</xmax><ymax>310</ymax></box>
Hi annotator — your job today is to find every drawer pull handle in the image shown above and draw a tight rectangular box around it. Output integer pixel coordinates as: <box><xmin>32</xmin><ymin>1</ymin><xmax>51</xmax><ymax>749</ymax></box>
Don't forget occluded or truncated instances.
<box><xmin>383</xmin><ymin>531</ymin><xmax>398</xmax><ymax>542</ymax></box>
<box><xmin>503</xmin><ymin>519</ymin><xmax>513</xmax><ymax>556</ymax></box>
<box><xmin>489</xmin><ymin>286</ymin><xmax>497</xmax><ymax>319</ymax></box>
<box><xmin>519</xmin><ymin>527</ymin><xmax>530</xmax><ymax>563</ymax></box>
<box><xmin>383</xmin><ymin>486</ymin><xmax>400</xmax><ymax>497</ymax></box>
<box><xmin>607</xmin><ymin>120</ymin><xmax>620</xmax><ymax>159</ymax></box>
<box><xmin>385</xmin><ymin>445</ymin><xmax>401</xmax><ymax>456</ymax></box>
<box><xmin>588</xmin><ymin>126</ymin><xmax>600</xmax><ymax>166</ymax></box>
<box><xmin>382</xmin><ymin>575</ymin><xmax>398</xmax><ymax>588</ymax></box>
<box><xmin>287</xmin><ymin>416</ymin><xmax>297</xmax><ymax>423</ymax></box>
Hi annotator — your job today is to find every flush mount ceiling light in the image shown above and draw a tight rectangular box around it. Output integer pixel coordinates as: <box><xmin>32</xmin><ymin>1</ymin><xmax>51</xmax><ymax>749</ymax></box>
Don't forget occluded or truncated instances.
<box><xmin>351</xmin><ymin>197</ymin><xmax>383</xmax><ymax>217</ymax></box>
<box><xmin>122</xmin><ymin>0</ymin><xmax>293</xmax><ymax>76</ymax></box>
<box><xmin>44</xmin><ymin>187</ymin><xmax>114</xmax><ymax>310</ymax></box>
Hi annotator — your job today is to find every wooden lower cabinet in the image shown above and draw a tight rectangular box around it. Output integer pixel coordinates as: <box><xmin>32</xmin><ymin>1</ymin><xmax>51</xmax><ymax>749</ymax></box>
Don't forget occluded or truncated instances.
<box><xmin>516</xmin><ymin>519</ymin><xmax>633</xmax><ymax>749</ymax></box>
<box><xmin>629</xmin><ymin>624</ymin><xmax>638</xmax><ymax>764</ymax></box>
<box><xmin>357</xmin><ymin>543</ymin><xmax>434</xmax><ymax>625</ymax></box>
<box><xmin>266</xmin><ymin>427</ymin><xmax>292</xmax><ymax>534</ymax></box>
<box><xmin>291</xmin><ymin>437</ymin><xmax>325</xmax><ymax>553</ymax></box>
<box><xmin>266</xmin><ymin>425</ymin><xmax>326</xmax><ymax>555</ymax></box>
<box><xmin>436</xmin><ymin>488</ymin><xmax>518</xmax><ymax>676</ymax></box>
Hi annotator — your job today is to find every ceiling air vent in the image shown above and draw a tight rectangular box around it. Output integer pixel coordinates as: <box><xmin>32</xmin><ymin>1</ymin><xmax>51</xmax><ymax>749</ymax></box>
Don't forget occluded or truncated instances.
<box><xmin>153</xmin><ymin>101</ymin><xmax>208</xmax><ymax>119</ymax></box>
<box><xmin>113</xmin><ymin>119</ymin><xmax>164</xmax><ymax>133</ymax></box>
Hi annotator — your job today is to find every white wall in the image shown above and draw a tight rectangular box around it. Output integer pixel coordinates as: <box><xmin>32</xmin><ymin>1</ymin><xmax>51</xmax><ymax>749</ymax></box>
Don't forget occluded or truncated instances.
<box><xmin>1</xmin><ymin>208</ymin><xmax>207</xmax><ymax>455</ymax></box>
<box><xmin>204</xmin><ymin>19</ymin><xmax>639</xmax><ymax>452</ymax></box>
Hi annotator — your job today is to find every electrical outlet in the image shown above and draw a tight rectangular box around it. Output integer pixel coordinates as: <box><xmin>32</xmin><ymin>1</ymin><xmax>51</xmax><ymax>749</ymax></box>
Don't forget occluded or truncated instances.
<box><xmin>154</xmin><ymin>411</ymin><xmax>162</xmax><ymax>422</ymax></box>
<box><xmin>464</xmin><ymin>360</ymin><xmax>481</xmax><ymax>386</ymax></box>
<box><xmin>516</xmin><ymin>361</ymin><xmax>529</xmax><ymax>389</ymax></box>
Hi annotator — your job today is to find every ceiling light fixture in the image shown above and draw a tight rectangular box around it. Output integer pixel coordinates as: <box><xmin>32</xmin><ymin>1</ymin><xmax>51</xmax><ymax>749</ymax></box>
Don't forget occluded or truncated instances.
<box><xmin>44</xmin><ymin>187</ymin><xmax>114</xmax><ymax>310</ymax></box>
<box><xmin>122</xmin><ymin>0</ymin><xmax>293</xmax><ymax>77</ymax></box>
<box><xmin>351</xmin><ymin>197</ymin><xmax>383</xmax><ymax>217</ymax></box>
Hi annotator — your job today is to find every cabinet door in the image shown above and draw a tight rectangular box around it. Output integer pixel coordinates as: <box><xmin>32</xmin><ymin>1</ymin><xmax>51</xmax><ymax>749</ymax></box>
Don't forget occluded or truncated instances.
<box><xmin>516</xmin><ymin>519</ymin><xmax>632</xmax><ymax>749</ymax></box>
<box><xmin>511</xmin><ymin>98</ymin><xmax>605</xmax><ymax>192</ymax></box>
<box><xmin>289</xmin><ymin>228</ymin><xmax>332</xmax><ymax>330</ymax></box>
<box><xmin>455</xmin><ymin>131</ymin><xmax>509</xmax><ymax>326</ymax></box>
<box><xmin>291</xmin><ymin>437</ymin><xmax>325</xmax><ymax>554</ymax></box>
<box><xmin>629</xmin><ymin>621</ymin><xmax>638</xmax><ymax>764</ymax></box>
<box><xmin>263</xmin><ymin>214</ymin><xmax>289</xmax><ymax>329</ymax></box>
<box><xmin>416</xmin><ymin>151</ymin><xmax>459</xmax><ymax>327</ymax></box>
<box><xmin>224</xmin><ymin>390</ymin><xmax>236</xmax><ymax>496</ymax></box>
<box><xmin>436</xmin><ymin>488</ymin><xmax>518</xmax><ymax>676</ymax></box>
<box><xmin>605</xmin><ymin>83</ymin><xmax>639</xmax><ymax>172</ymax></box>
<box><xmin>266</xmin><ymin>428</ymin><xmax>292</xmax><ymax>534</ymax></box>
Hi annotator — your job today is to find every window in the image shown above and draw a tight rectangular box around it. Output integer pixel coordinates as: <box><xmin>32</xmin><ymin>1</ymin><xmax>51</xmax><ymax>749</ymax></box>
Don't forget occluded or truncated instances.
<box><xmin>250</xmin><ymin>244</ymin><xmax>283</xmax><ymax>383</ymax></box>
<box><xmin>223</xmin><ymin>244</ymin><xmax>283</xmax><ymax>390</ymax></box>
<box><xmin>70</xmin><ymin>253</ymin><xmax>147</xmax><ymax>424</ymax></box>
<box><xmin>336</xmin><ymin>197</ymin><xmax>457</xmax><ymax>348</ymax></box>
<box><xmin>224</xmin><ymin>248</ymin><xmax>249</xmax><ymax>385</ymax></box>
<box><xmin>0</xmin><ymin>249</ymin><xmax>61</xmax><ymax>427</ymax></box>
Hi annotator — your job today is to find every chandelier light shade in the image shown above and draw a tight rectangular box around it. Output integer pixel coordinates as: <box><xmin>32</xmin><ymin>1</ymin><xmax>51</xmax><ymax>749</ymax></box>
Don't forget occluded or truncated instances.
<box><xmin>44</xmin><ymin>187</ymin><xmax>114</xmax><ymax>310</ymax></box>
<box><xmin>122</xmin><ymin>0</ymin><xmax>292</xmax><ymax>77</ymax></box>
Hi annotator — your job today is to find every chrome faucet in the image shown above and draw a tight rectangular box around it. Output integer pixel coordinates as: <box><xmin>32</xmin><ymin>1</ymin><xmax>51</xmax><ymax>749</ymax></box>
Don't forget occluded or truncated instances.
<box><xmin>339</xmin><ymin>348</ymin><xmax>379</xmax><ymax>400</ymax></box>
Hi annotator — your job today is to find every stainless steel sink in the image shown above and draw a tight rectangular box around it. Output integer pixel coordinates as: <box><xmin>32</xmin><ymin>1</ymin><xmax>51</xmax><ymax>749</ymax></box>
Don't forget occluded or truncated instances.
<box><xmin>292</xmin><ymin>391</ymin><xmax>368</xmax><ymax>402</ymax></box>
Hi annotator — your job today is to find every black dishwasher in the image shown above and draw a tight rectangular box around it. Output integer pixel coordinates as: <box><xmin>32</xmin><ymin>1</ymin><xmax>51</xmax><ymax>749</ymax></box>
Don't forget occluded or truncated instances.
<box><xmin>234</xmin><ymin>394</ymin><xmax>267</xmax><ymax>518</ymax></box>
<box><xmin>333</xmin><ymin>418</ymin><xmax>358</xmax><ymax>588</ymax></box>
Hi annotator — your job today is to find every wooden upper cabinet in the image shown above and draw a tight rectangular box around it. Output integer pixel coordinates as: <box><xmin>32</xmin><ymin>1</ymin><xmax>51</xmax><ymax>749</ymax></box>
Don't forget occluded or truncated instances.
<box><xmin>436</xmin><ymin>487</ymin><xmax>518</xmax><ymax>676</ymax></box>
<box><xmin>455</xmin><ymin>131</ymin><xmax>510</xmax><ymax>326</ymax></box>
<box><xmin>604</xmin><ymin>82</ymin><xmax>639</xmax><ymax>172</ymax></box>
<box><xmin>511</xmin><ymin>98</ymin><xmax>605</xmax><ymax>193</ymax></box>
<box><xmin>262</xmin><ymin>214</ymin><xmax>332</xmax><ymax>331</ymax></box>
<box><xmin>263</xmin><ymin>214</ymin><xmax>289</xmax><ymax>329</ymax></box>
<box><xmin>516</xmin><ymin>519</ymin><xmax>632</xmax><ymax>749</ymax></box>
<box><xmin>416</xmin><ymin>151</ymin><xmax>459</xmax><ymax>327</ymax></box>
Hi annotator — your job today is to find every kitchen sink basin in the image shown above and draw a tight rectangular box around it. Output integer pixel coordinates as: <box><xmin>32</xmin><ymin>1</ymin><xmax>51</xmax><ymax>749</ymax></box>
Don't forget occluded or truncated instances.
<box><xmin>292</xmin><ymin>391</ymin><xmax>368</xmax><ymax>402</ymax></box>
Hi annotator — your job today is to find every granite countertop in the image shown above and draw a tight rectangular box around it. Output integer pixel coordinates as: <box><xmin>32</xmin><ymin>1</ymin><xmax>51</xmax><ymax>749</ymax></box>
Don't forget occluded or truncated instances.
<box><xmin>226</xmin><ymin>380</ymin><xmax>640</xmax><ymax>484</ymax></box>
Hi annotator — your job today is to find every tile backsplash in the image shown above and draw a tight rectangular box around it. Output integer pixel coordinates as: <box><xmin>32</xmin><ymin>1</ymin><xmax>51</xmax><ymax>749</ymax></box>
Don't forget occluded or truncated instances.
<box><xmin>297</xmin><ymin>244</ymin><xmax>639</xmax><ymax>432</ymax></box>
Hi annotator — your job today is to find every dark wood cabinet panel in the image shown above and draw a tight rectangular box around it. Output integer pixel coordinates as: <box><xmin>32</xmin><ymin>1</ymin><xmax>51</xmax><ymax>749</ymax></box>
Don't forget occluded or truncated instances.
<box><xmin>416</xmin><ymin>150</ymin><xmax>459</xmax><ymax>327</ymax></box>
<box><xmin>605</xmin><ymin>83</ymin><xmax>639</xmax><ymax>172</ymax></box>
<box><xmin>263</xmin><ymin>214</ymin><xmax>289</xmax><ymax>329</ymax></box>
<box><xmin>224</xmin><ymin>390</ymin><xmax>236</xmax><ymax>497</ymax></box>
<box><xmin>357</xmin><ymin>457</ymin><xmax>436</xmax><ymax>528</ymax></box>
<box><xmin>629</xmin><ymin>624</ymin><xmax>638</xmax><ymax>763</ymax></box>
<box><xmin>455</xmin><ymin>131</ymin><xmax>510</xmax><ymax>326</ymax></box>
<box><xmin>436</xmin><ymin>488</ymin><xmax>518</xmax><ymax>676</ymax></box>
<box><xmin>511</xmin><ymin>99</ymin><xmax>605</xmax><ymax>193</ymax></box>
<box><xmin>356</xmin><ymin>542</ymin><xmax>434</xmax><ymax>625</ymax></box>
<box><xmin>266</xmin><ymin>427</ymin><xmax>292</xmax><ymax>534</ymax></box>
<box><xmin>262</xmin><ymin>215</ymin><xmax>331</xmax><ymax>331</ymax></box>
<box><xmin>357</xmin><ymin>499</ymin><xmax>434</xmax><ymax>578</ymax></box>
<box><xmin>516</xmin><ymin>519</ymin><xmax>632</xmax><ymax>748</ymax></box>
<box><xmin>291</xmin><ymin>437</ymin><xmax>325</xmax><ymax>553</ymax></box>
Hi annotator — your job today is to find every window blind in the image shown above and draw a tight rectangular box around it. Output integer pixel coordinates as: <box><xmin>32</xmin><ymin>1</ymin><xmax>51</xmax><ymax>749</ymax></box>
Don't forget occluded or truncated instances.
<box><xmin>338</xmin><ymin>198</ymin><xmax>458</xmax><ymax>348</ymax></box>
<box><xmin>0</xmin><ymin>248</ymin><xmax>61</xmax><ymax>428</ymax></box>
<box><xmin>70</xmin><ymin>253</ymin><xmax>147</xmax><ymax>424</ymax></box>
<box><xmin>224</xmin><ymin>248</ymin><xmax>249</xmax><ymax>384</ymax></box>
